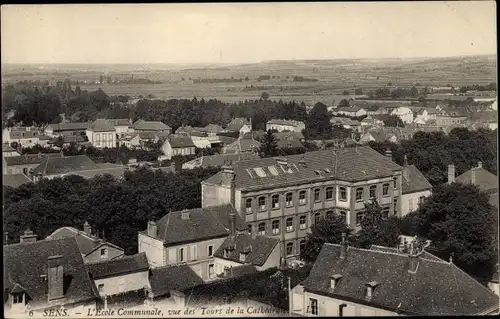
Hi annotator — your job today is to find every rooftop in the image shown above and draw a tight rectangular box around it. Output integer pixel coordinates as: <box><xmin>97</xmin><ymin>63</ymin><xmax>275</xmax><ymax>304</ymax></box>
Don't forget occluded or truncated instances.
<box><xmin>226</xmin><ymin>118</ymin><xmax>251</xmax><ymax>132</ymax></box>
<box><xmin>7</xmin><ymin>127</ymin><xmax>40</xmax><ymax>139</ymax></box>
<box><xmin>183</xmin><ymin>153</ymin><xmax>259</xmax><ymax>168</ymax></box>
<box><xmin>3</xmin><ymin>153</ymin><xmax>60</xmax><ymax>167</ymax></box>
<box><xmin>2</xmin><ymin>143</ymin><xmax>17</xmax><ymax>152</ymax></box>
<box><xmin>149</xmin><ymin>264</ymin><xmax>204</xmax><ymax>298</ymax></box>
<box><xmin>132</xmin><ymin>119</ymin><xmax>171</xmax><ymax>131</ymax></box>
<box><xmin>205</xmin><ymin>146</ymin><xmax>402</xmax><ymax>191</ymax></box>
<box><xmin>107</xmin><ymin>119</ymin><xmax>131</xmax><ymax>127</ymax></box>
<box><xmin>31</xmin><ymin>155</ymin><xmax>101</xmax><ymax>176</ymax></box>
<box><xmin>301</xmin><ymin>243</ymin><xmax>499</xmax><ymax>316</ymax></box>
<box><xmin>3</xmin><ymin>173</ymin><xmax>32</xmax><ymax>188</ymax></box>
<box><xmin>146</xmin><ymin>204</ymin><xmax>246</xmax><ymax>246</ymax></box>
<box><xmin>456</xmin><ymin>166</ymin><xmax>498</xmax><ymax>193</ymax></box>
<box><xmin>4</xmin><ymin>237</ymin><xmax>99</xmax><ymax>308</ymax></box>
<box><xmin>267</xmin><ymin>119</ymin><xmax>305</xmax><ymax>127</ymax></box>
<box><xmin>214</xmin><ymin>233</ymin><xmax>279</xmax><ymax>267</ymax></box>
<box><xmin>46</xmin><ymin>226</ymin><xmax>124</xmax><ymax>256</ymax></box>
<box><xmin>168</xmin><ymin>136</ymin><xmax>196</xmax><ymax>148</ymax></box>
<box><xmin>402</xmin><ymin>164</ymin><xmax>433</xmax><ymax>194</ymax></box>
<box><xmin>46</xmin><ymin>122</ymin><xmax>89</xmax><ymax>132</ymax></box>
<box><xmin>86</xmin><ymin>253</ymin><xmax>149</xmax><ymax>280</ymax></box>
<box><xmin>88</xmin><ymin>119</ymin><xmax>115</xmax><ymax>132</ymax></box>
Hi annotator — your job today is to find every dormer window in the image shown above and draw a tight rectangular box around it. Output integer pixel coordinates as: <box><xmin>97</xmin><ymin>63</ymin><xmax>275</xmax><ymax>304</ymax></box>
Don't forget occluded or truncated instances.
<box><xmin>365</xmin><ymin>281</ymin><xmax>379</xmax><ymax>299</ymax></box>
<box><xmin>224</xmin><ymin>249</ymin><xmax>230</xmax><ymax>258</ymax></box>
<box><xmin>330</xmin><ymin>274</ymin><xmax>343</xmax><ymax>289</ymax></box>
<box><xmin>12</xmin><ymin>293</ymin><xmax>23</xmax><ymax>304</ymax></box>
<box><xmin>239</xmin><ymin>253</ymin><xmax>246</xmax><ymax>262</ymax></box>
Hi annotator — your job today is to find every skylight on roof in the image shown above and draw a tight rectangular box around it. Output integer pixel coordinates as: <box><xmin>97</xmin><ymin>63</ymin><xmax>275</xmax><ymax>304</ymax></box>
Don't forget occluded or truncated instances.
<box><xmin>268</xmin><ymin>166</ymin><xmax>279</xmax><ymax>176</ymax></box>
<box><xmin>324</xmin><ymin>168</ymin><xmax>331</xmax><ymax>173</ymax></box>
<box><xmin>253</xmin><ymin>167</ymin><xmax>267</xmax><ymax>178</ymax></box>
<box><xmin>314</xmin><ymin>170</ymin><xmax>321</xmax><ymax>175</ymax></box>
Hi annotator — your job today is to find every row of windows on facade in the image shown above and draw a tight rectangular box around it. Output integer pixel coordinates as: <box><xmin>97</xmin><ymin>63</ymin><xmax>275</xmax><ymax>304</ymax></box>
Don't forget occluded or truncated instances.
<box><xmin>176</xmin><ymin>244</ymin><xmax>215</xmax><ymax>263</ymax></box>
<box><xmin>247</xmin><ymin>208</ymin><xmax>391</xmax><ymax>236</ymax></box>
<box><xmin>94</xmin><ymin>133</ymin><xmax>115</xmax><ymax>142</ymax></box>
<box><xmin>245</xmin><ymin>181</ymin><xmax>398</xmax><ymax>213</ymax></box>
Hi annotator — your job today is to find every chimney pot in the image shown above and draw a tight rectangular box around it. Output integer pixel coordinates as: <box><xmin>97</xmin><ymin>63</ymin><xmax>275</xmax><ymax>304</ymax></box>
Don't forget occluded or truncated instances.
<box><xmin>83</xmin><ymin>221</ymin><xmax>92</xmax><ymax>235</ymax></box>
<box><xmin>447</xmin><ymin>164</ymin><xmax>455</xmax><ymax>184</ymax></box>
<box><xmin>477</xmin><ymin>161</ymin><xmax>482</xmax><ymax>168</ymax></box>
<box><xmin>147</xmin><ymin>221</ymin><xmax>157</xmax><ymax>238</ymax></box>
<box><xmin>181</xmin><ymin>211</ymin><xmax>190</xmax><ymax>220</ymax></box>
<box><xmin>384</xmin><ymin>149</ymin><xmax>393</xmax><ymax>160</ymax></box>
<box><xmin>20</xmin><ymin>228</ymin><xmax>37</xmax><ymax>243</ymax></box>
<box><xmin>471</xmin><ymin>167</ymin><xmax>476</xmax><ymax>185</ymax></box>
<box><xmin>340</xmin><ymin>233</ymin><xmax>348</xmax><ymax>259</ymax></box>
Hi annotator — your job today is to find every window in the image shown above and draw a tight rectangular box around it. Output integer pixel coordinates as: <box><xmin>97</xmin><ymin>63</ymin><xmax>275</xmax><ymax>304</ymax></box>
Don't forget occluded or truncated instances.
<box><xmin>356</xmin><ymin>187</ymin><xmax>364</xmax><ymax>201</ymax></box>
<box><xmin>393</xmin><ymin>177</ymin><xmax>398</xmax><ymax>189</ymax></box>
<box><xmin>325</xmin><ymin>187</ymin><xmax>334</xmax><ymax>200</ymax></box>
<box><xmin>356</xmin><ymin>212</ymin><xmax>364</xmax><ymax>225</ymax></box>
<box><xmin>299</xmin><ymin>191</ymin><xmax>307</xmax><ymax>204</ymax></box>
<box><xmin>13</xmin><ymin>294</ymin><xmax>22</xmax><ymax>304</ymax></box>
<box><xmin>285</xmin><ymin>192</ymin><xmax>293</xmax><ymax>206</ymax></box>
<box><xmin>340</xmin><ymin>211</ymin><xmax>347</xmax><ymax>223</ymax></box>
<box><xmin>382</xmin><ymin>208</ymin><xmax>389</xmax><ymax>219</ymax></box>
<box><xmin>98</xmin><ymin>284</ymin><xmax>104</xmax><ymax>293</ymax></box>
<box><xmin>239</xmin><ymin>253</ymin><xmax>246</xmax><ymax>262</ymax></box>
<box><xmin>190</xmin><ymin>245</ymin><xmax>198</xmax><ymax>261</ymax></box>
<box><xmin>286</xmin><ymin>218</ymin><xmax>294</xmax><ymax>232</ymax></box>
<box><xmin>314</xmin><ymin>213</ymin><xmax>321</xmax><ymax>224</ymax></box>
<box><xmin>394</xmin><ymin>199</ymin><xmax>398</xmax><ymax>214</ymax></box>
<box><xmin>369</xmin><ymin>185</ymin><xmax>377</xmax><ymax>199</ymax></box>
<box><xmin>382</xmin><ymin>183</ymin><xmax>390</xmax><ymax>196</ymax></box>
<box><xmin>339</xmin><ymin>187</ymin><xmax>347</xmax><ymax>201</ymax></box>
<box><xmin>299</xmin><ymin>240</ymin><xmax>306</xmax><ymax>254</ymax></box>
<box><xmin>245</xmin><ymin>198</ymin><xmax>252</xmax><ymax>213</ymax></box>
<box><xmin>299</xmin><ymin>216</ymin><xmax>307</xmax><ymax>229</ymax></box>
<box><xmin>309</xmin><ymin>298</ymin><xmax>319</xmax><ymax>315</ymax></box>
<box><xmin>208</xmin><ymin>245</ymin><xmax>214</xmax><ymax>257</ymax></box>
<box><xmin>272</xmin><ymin>194</ymin><xmax>280</xmax><ymax>209</ymax></box>
<box><xmin>258</xmin><ymin>197</ymin><xmax>266</xmax><ymax>211</ymax></box>
<box><xmin>286</xmin><ymin>242</ymin><xmax>294</xmax><ymax>256</ymax></box>
<box><xmin>100</xmin><ymin>248</ymin><xmax>107</xmax><ymax>257</ymax></box>
<box><xmin>247</xmin><ymin>224</ymin><xmax>252</xmax><ymax>234</ymax></box>
<box><xmin>179</xmin><ymin>248</ymin><xmax>185</xmax><ymax>262</ymax></box>
<box><xmin>409</xmin><ymin>198</ymin><xmax>414</xmax><ymax>211</ymax></box>
<box><xmin>258</xmin><ymin>223</ymin><xmax>266</xmax><ymax>236</ymax></box>
<box><xmin>326</xmin><ymin>211</ymin><xmax>334</xmax><ymax>219</ymax></box>
<box><xmin>208</xmin><ymin>264</ymin><xmax>215</xmax><ymax>279</ymax></box>
<box><xmin>419</xmin><ymin>196</ymin><xmax>425</xmax><ymax>206</ymax></box>
<box><xmin>314</xmin><ymin>188</ymin><xmax>321</xmax><ymax>202</ymax></box>
<box><xmin>272</xmin><ymin>220</ymin><xmax>280</xmax><ymax>235</ymax></box>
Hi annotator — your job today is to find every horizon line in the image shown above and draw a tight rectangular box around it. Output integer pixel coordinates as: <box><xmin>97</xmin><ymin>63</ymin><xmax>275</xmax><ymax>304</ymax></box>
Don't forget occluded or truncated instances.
<box><xmin>1</xmin><ymin>53</ymin><xmax>496</xmax><ymax>66</ymax></box>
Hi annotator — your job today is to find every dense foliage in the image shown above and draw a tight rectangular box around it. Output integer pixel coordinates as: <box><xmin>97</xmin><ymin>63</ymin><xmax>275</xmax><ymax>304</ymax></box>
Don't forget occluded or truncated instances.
<box><xmin>383</xmin><ymin>114</ymin><xmax>405</xmax><ymax>127</ymax></box>
<box><xmin>305</xmin><ymin>102</ymin><xmax>333</xmax><ymax>139</ymax></box>
<box><xmin>3</xmin><ymin>167</ymin><xmax>220</xmax><ymax>254</ymax></box>
<box><xmin>258</xmin><ymin>130</ymin><xmax>279</xmax><ymax>158</ymax></box>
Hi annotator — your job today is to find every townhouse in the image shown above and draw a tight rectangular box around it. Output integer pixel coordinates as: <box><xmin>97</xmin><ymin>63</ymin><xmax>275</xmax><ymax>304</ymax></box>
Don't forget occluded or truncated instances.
<box><xmin>290</xmin><ymin>239</ymin><xmax>499</xmax><ymax>316</ymax></box>
<box><xmin>2</xmin><ymin>127</ymin><xmax>41</xmax><ymax>148</ymax></box>
<box><xmin>138</xmin><ymin>204</ymin><xmax>247</xmax><ymax>281</ymax></box>
<box><xmin>201</xmin><ymin>147</ymin><xmax>420</xmax><ymax>263</ymax></box>
<box><xmin>2</xmin><ymin>152</ymin><xmax>62</xmax><ymax>176</ymax></box>
<box><xmin>160</xmin><ymin>136</ymin><xmax>197</xmax><ymax>160</ymax></box>
<box><xmin>390</xmin><ymin>106</ymin><xmax>414</xmax><ymax>124</ymax></box>
<box><xmin>400</xmin><ymin>156</ymin><xmax>433</xmax><ymax>216</ymax></box>
<box><xmin>2</xmin><ymin>143</ymin><xmax>21</xmax><ymax>157</ymax></box>
<box><xmin>266</xmin><ymin>119</ymin><xmax>306</xmax><ymax>133</ymax></box>
<box><xmin>225</xmin><ymin>118</ymin><xmax>252</xmax><ymax>134</ymax></box>
<box><xmin>45</xmin><ymin>122</ymin><xmax>89</xmax><ymax>137</ymax></box>
<box><xmin>4</xmin><ymin>236</ymin><xmax>100</xmax><ymax>316</ymax></box>
<box><xmin>86</xmin><ymin>119</ymin><xmax>117</xmax><ymax>148</ymax></box>
<box><xmin>332</xmin><ymin>107</ymin><xmax>367</xmax><ymax>118</ymax></box>
<box><xmin>108</xmin><ymin>118</ymin><xmax>132</xmax><ymax>137</ymax></box>
<box><xmin>130</xmin><ymin>119</ymin><xmax>172</xmax><ymax>135</ymax></box>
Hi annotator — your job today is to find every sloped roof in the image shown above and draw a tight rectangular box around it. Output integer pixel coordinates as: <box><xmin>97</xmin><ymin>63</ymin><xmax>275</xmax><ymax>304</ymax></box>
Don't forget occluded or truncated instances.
<box><xmin>46</xmin><ymin>226</ymin><xmax>124</xmax><ymax>256</ymax></box>
<box><xmin>336</xmin><ymin>106</ymin><xmax>363</xmax><ymax>113</ymax></box>
<box><xmin>88</xmin><ymin>119</ymin><xmax>115</xmax><ymax>132</ymax></box>
<box><xmin>274</xmin><ymin>131</ymin><xmax>305</xmax><ymax>140</ymax></box>
<box><xmin>8</xmin><ymin>128</ymin><xmax>40</xmax><ymax>139</ymax></box>
<box><xmin>3</xmin><ymin>237</ymin><xmax>99</xmax><ymax>307</ymax></box>
<box><xmin>402</xmin><ymin>165</ymin><xmax>433</xmax><ymax>194</ymax></box>
<box><xmin>214</xmin><ymin>233</ymin><xmax>279</xmax><ymax>267</ymax></box>
<box><xmin>73</xmin><ymin>163</ymin><xmax>125</xmax><ymax>180</ymax></box>
<box><xmin>301</xmin><ymin>243</ymin><xmax>499</xmax><ymax>316</ymax></box>
<box><xmin>175</xmin><ymin>125</ymin><xmax>194</xmax><ymax>134</ymax></box>
<box><xmin>46</xmin><ymin>122</ymin><xmax>89</xmax><ymax>132</ymax></box>
<box><xmin>149</xmin><ymin>264</ymin><xmax>204</xmax><ymax>298</ymax></box>
<box><xmin>267</xmin><ymin>119</ymin><xmax>305</xmax><ymax>127</ymax></box>
<box><xmin>3</xmin><ymin>174</ymin><xmax>32</xmax><ymax>188</ymax></box>
<box><xmin>148</xmin><ymin>204</ymin><xmax>247</xmax><ymax>246</ymax></box>
<box><xmin>277</xmin><ymin>139</ymin><xmax>303</xmax><ymax>149</ymax></box>
<box><xmin>168</xmin><ymin>136</ymin><xmax>195</xmax><ymax>148</ymax></box>
<box><xmin>107</xmin><ymin>119</ymin><xmax>131</xmax><ymax>126</ymax></box>
<box><xmin>456</xmin><ymin>167</ymin><xmax>498</xmax><ymax>193</ymax></box>
<box><xmin>184</xmin><ymin>153</ymin><xmax>260</xmax><ymax>168</ymax></box>
<box><xmin>489</xmin><ymin>193</ymin><xmax>498</xmax><ymax>209</ymax></box>
<box><xmin>202</xmin><ymin>124</ymin><xmax>223</xmax><ymax>133</ymax></box>
<box><xmin>2</xmin><ymin>143</ymin><xmax>16</xmax><ymax>152</ymax></box>
<box><xmin>204</xmin><ymin>146</ymin><xmax>402</xmax><ymax>191</ymax></box>
<box><xmin>226</xmin><ymin>118</ymin><xmax>251</xmax><ymax>132</ymax></box>
<box><xmin>86</xmin><ymin>253</ymin><xmax>148</xmax><ymax>279</ymax></box>
<box><xmin>3</xmin><ymin>154</ymin><xmax>54</xmax><ymax>166</ymax></box>
<box><xmin>138</xmin><ymin>131</ymin><xmax>169</xmax><ymax>141</ymax></box>
<box><xmin>132</xmin><ymin>120</ymin><xmax>171</xmax><ymax>131</ymax></box>
<box><xmin>32</xmin><ymin>155</ymin><xmax>100</xmax><ymax>176</ymax></box>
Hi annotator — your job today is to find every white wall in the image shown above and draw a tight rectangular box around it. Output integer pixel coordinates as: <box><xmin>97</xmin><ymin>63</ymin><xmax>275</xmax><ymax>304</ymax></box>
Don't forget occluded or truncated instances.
<box><xmin>138</xmin><ymin>233</ymin><xmax>166</xmax><ymax>267</ymax></box>
<box><xmin>401</xmin><ymin>189</ymin><xmax>431</xmax><ymax>217</ymax></box>
<box><xmin>94</xmin><ymin>271</ymin><xmax>150</xmax><ymax>296</ymax></box>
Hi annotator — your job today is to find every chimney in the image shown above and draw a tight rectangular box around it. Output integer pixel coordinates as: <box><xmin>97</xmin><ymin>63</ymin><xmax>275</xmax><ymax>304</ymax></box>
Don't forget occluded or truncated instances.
<box><xmin>222</xmin><ymin>165</ymin><xmax>236</xmax><ymax>206</ymax></box>
<box><xmin>83</xmin><ymin>221</ymin><xmax>92</xmax><ymax>235</ymax></box>
<box><xmin>402</xmin><ymin>155</ymin><xmax>410</xmax><ymax>181</ymax></box>
<box><xmin>20</xmin><ymin>229</ymin><xmax>37</xmax><ymax>243</ymax></box>
<box><xmin>339</xmin><ymin>232</ymin><xmax>348</xmax><ymax>260</ymax></box>
<box><xmin>229</xmin><ymin>212</ymin><xmax>236</xmax><ymax>236</ymax></box>
<box><xmin>330</xmin><ymin>274</ymin><xmax>343</xmax><ymax>289</ymax></box>
<box><xmin>447</xmin><ymin>164</ymin><xmax>455</xmax><ymax>184</ymax></box>
<box><xmin>471</xmin><ymin>167</ymin><xmax>476</xmax><ymax>185</ymax></box>
<box><xmin>477</xmin><ymin>161</ymin><xmax>482</xmax><ymax>169</ymax></box>
<box><xmin>408</xmin><ymin>254</ymin><xmax>420</xmax><ymax>274</ymax></box>
<box><xmin>251</xmin><ymin>225</ymin><xmax>257</xmax><ymax>240</ymax></box>
<box><xmin>47</xmin><ymin>255</ymin><xmax>64</xmax><ymax>301</ymax></box>
<box><xmin>384</xmin><ymin>149</ymin><xmax>392</xmax><ymax>160</ymax></box>
<box><xmin>181</xmin><ymin>210</ymin><xmax>190</xmax><ymax>220</ymax></box>
<box><xmin>147</xmin><ymin>221</ymin><xmax>157</xmax><ymax>238</ymax></box>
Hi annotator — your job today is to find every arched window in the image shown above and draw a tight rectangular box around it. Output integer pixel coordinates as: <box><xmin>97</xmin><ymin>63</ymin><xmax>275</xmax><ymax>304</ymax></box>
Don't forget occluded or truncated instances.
<box><xmin>258</xmin><ymin>196</ymin><xmax>266</xmax><ymax>211</ymax></box>
<box><xmin>245</xmin><ymin>198</ymin><xmax>252</xmax><ymax>213</ymax></box>
<box><xmin>258</xmin><ymin>222</ymin><xmax>266</xmax><ymax>235</ymax></box>
<box><xmin>272</xmin><ymin>194</ymin><xmax>280</xmax><ymax>209</ymax></box>
<box><xmin>369</xmin><ymin>185</ymin><xmax>377</xmax><ymax>198</ymax></box>
<box><xmin>272</xmin><ymin>220</ymin><xmax>280</xmax><ymax>235</ymax></box>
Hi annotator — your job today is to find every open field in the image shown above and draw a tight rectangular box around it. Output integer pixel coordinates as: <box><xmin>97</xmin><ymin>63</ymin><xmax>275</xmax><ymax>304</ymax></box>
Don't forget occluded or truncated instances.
<box><xmin>2</xmin><ymin>55</ymin><xmax>496</xmax><ymax>104</ymax></box>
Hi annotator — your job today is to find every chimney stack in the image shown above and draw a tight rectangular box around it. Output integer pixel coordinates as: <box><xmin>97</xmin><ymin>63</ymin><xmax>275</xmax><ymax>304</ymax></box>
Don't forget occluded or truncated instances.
<box><xmin>477</xmin><ymin>161</ymin><xmax>482</xmax><ymax>169</ymax></box>
<box><xmin>147</xmin><ymin>221</ymin><xmax>157</xmax><ymax>238</ymax></box>
<box><xmin>47</xmin><ymin>255</ymin><xmax>64</xmax><ymax>301</ymax></box>
<box><xmin>471</xmin><ymin>167</ymin><xmax>476</xmax><ymax>185</ymax></box>
<box><xmin>83</xmin><ymin>221</ymin><xmax>92</xmax><ymax>235</ymax></box>
<box><xmin>407</xmin><ymin>242</ymin><xmax>422</xmax><ymax>274</ymax></box>
<box><xmin>181</xmin><ymin>210</ymin><xmax>190</xmax><ymax>220</ymax></box>
<box><xmin>339</xmin><ymin>232</ymin><xmax>348</xmax><ymax>260</ymax></box>
<box><xmin>384</xmin><ymin>149</ymin><xmax>392</xmax><ymax>161</ymax></box>
<box><xmin>20</xmin><ymin>229</ymin><xmax>37</xmax><ymax>243</ymax></box>
<box><xmin>447</xmin><ymin>164</ymin><xmax>455</xmax><ymax>184</ymax></box>
<box><xmin>229</xmin><ymin>212</ymin><xmax>236</xmax><ymax>236</ymax></box>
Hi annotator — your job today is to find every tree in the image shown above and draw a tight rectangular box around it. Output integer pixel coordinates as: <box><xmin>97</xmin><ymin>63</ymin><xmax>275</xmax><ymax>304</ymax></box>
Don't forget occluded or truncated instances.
<box><xmin>460</xmin><ymin>86</ymin><xmax>468</xmax><ymax>93</ymax></box>
<box><xmin>342</xmin><ymin>90</ymin><xmax>350</xmax><ymax>96</ymax></box>
<box><xmin>383</xmin><ymin>114</ymin><xmax>405</xmax><ymax>127</ymax></box>
<box><xmin>413</xmin><ymin>183</ymin><xmax>497</xmax><ymax>281</ymax></box>
<box><xmin>99</xmin><ymin>75</ymin><xmax>104</xmax><ymax>84</ymax></box>
<box><xmin>305</xmin><ymin>102</ymin><xmax>332</xmax><ymax>139</ymax></box>
<box><xmin>338</xmin><ymin>99</ymin><xmax>350</xmax><ymax>107</ymax></box>
<box><xmin>260</xmin><ymin>92</ymin><xmax>270</xmax><ymax>101</ymax></box>
<box><xmin>300</xmin><ymin>214</ymin><xmax>351</xmax><ymax>262</ymax></box>
<box><xmin>258</xmin><ymin>130</ymin><xmax>279</xmax><ymax>158</ymax></box>
<box><xmin>354</xmin><ymin>88</ymin><xmax>363</xmax><ymax>95</ymax></box>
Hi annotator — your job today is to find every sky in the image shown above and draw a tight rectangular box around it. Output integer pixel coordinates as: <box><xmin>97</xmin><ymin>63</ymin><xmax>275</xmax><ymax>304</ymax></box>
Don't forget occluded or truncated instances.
<box><xmin>1</xmin><ymin>2</ymin><xmax>497</xmax><ymax>64</ymax></box>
